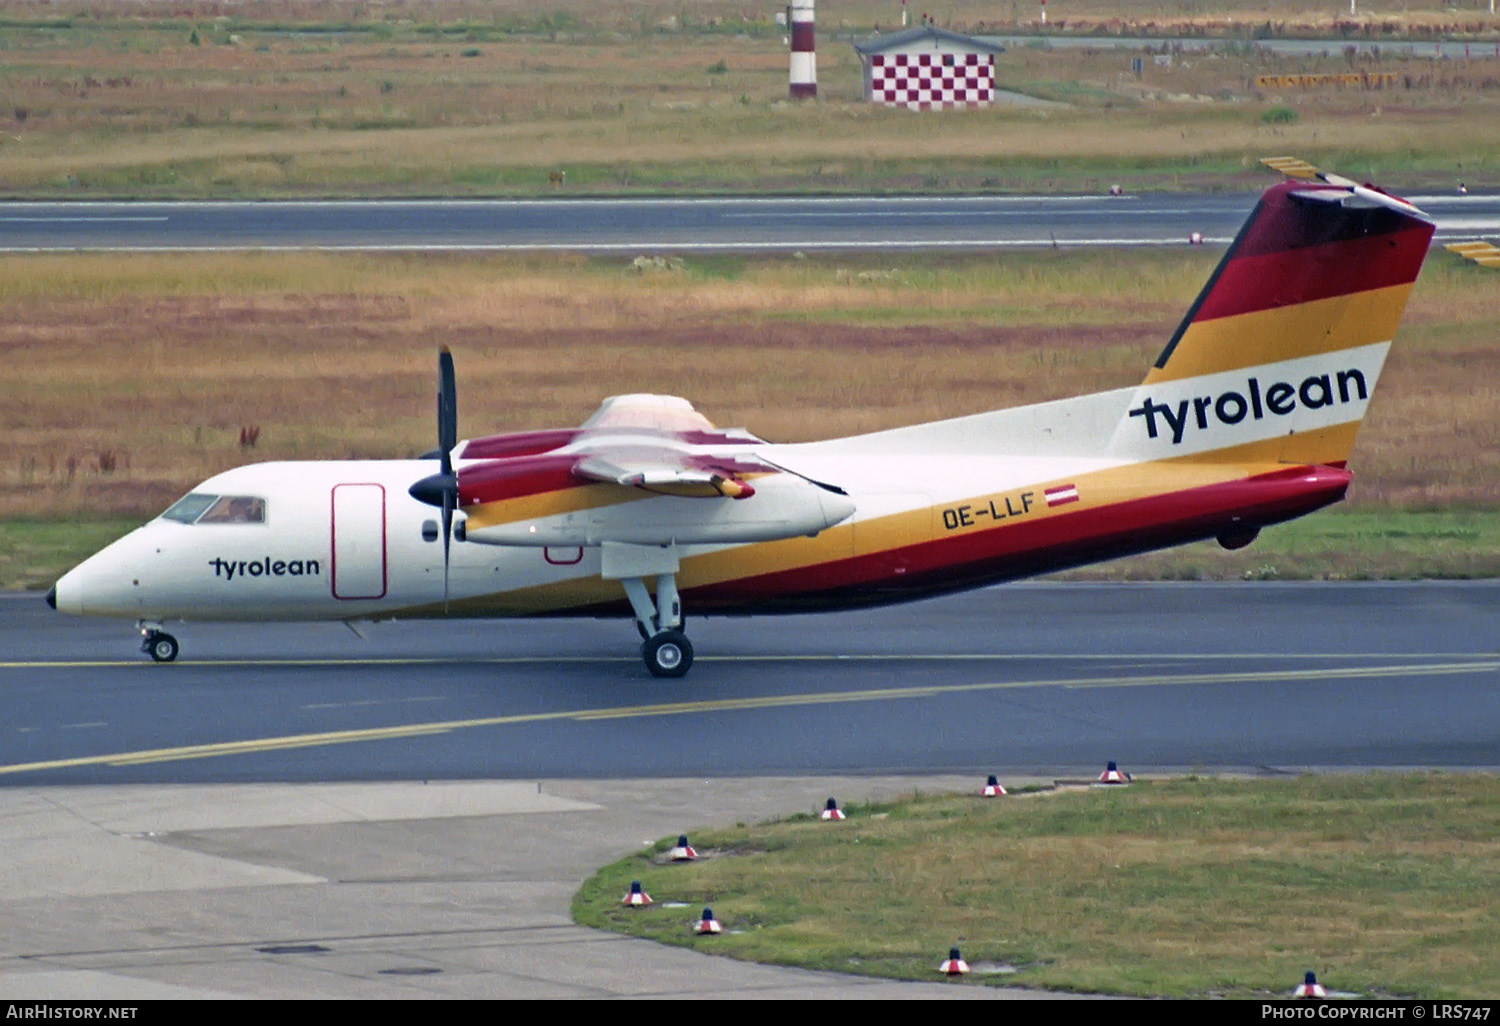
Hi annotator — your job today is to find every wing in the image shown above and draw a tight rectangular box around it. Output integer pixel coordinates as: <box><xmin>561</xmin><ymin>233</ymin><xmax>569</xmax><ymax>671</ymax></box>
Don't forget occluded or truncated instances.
<box><xmin>573</xmin><ymin>446</ymin><xmax>757</xmax><ymax>498</ymax></box>
<box><xmin>1447</xmin><ymin>240</ymin><xmax>1500</xmax><ymax>268</ymax></box>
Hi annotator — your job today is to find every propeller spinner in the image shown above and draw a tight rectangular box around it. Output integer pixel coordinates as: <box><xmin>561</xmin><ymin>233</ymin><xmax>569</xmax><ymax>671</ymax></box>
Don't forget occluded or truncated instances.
<box><xmin>409</xmin><ymin>347</ymin><xmax>460</xmax><ymax>607</ymax></box>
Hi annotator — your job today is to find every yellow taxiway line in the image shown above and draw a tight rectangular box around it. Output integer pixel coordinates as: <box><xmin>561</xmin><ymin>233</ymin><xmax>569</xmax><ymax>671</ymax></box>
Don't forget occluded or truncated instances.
<box><xmin>1</xmin><ymin>652</ymin><xmax>1496</xmax><ymax>670</ymax></box>
<box><xmin>1</xmin><ymin>659</ymin><xmax>1494</xmax><ymax>777</ymax></box>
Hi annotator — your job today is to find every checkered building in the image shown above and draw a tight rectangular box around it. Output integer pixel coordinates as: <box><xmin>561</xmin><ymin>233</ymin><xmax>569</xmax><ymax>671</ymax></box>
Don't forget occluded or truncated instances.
<box><xmin>855</xmin><ymin>26</ymin><xmax>1005</xmax><ymax>111</ymax></box>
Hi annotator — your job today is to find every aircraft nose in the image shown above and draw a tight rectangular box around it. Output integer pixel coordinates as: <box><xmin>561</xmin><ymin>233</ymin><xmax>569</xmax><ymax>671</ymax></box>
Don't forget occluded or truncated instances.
<box><xmin>46</xmin><ymin>584</ymin><xmax>57</xmax><ymax>610</ymax></box>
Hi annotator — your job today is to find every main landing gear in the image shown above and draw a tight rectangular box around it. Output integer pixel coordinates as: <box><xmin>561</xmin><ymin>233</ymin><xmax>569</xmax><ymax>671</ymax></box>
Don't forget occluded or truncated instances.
<box><xmin>621</xmin><ymin>573</ymin><xmax>693</xmax><ymax>678</ymax></box>
<box><xmin>138</xmin><ymin>621</ymin><xmax>179</xmax><ymax>663</ymax></box>
<box><xmin>604</xmin><ymin>542</ymin><xmax>694</xmax><ymax>678</ymax></box>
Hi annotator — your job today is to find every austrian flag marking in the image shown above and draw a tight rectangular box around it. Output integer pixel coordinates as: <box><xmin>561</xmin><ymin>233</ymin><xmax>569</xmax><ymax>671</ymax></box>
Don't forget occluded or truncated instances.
<box><xmin>1044</xmin><ymin>484</ymin><xmax>1080</xmax><ymax>507</ymax></box>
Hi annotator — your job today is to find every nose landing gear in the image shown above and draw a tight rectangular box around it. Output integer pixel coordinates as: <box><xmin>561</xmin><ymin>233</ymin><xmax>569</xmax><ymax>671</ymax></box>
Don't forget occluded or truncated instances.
<box><xmin>138</xmin><ymin>622</ymin><xmax>179</xmax><ymax>663</ymax></box>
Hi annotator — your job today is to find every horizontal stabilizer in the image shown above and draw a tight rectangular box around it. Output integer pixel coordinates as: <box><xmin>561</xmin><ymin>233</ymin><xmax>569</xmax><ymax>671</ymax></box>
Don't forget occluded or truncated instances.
<box><xmin>1261</xmin><ymin>155</ymin><xmax>1356</xmax><ymax>187</ymax></box>
<box><xmin>1446</xmin><ymin>240</ymin><xmax>1500</xmax><ymax>268</ymax></box>
<box><xmin>1262</xmin><ymin>156</ymin><xmax>1422</xmax><ymax>216</ymax></box>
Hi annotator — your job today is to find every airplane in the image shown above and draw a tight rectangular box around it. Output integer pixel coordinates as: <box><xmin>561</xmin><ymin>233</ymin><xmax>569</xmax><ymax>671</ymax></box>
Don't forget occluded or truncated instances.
<box><xmin>48</xmin><ymin>160</ymin><xmax>1438</xmax><ymax>677</ymax></box>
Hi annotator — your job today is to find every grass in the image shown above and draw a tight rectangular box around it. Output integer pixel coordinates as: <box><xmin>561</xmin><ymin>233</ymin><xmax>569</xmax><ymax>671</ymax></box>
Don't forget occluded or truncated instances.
<box><xmin>1054</xmin><ymin>508</ymin><xmax>1500</xmax><ymax>581</ymax></box>
<box><xmin>572</xmin><ymin>773</ymin><xmax>1500</xmax><ymax>998</ymax></box>
<box><xmin>3</xmin><ymin>247</ymin><xmax>1496</xmax><ymax>513</ymax></box>
<box><xmin>0</xmin><ymin>518</ymin><xmax>139</xmax><ymax>592</ymax></box>
<box><xmin>0</xmin><ymin>1</ymin><xmax>1498</xmax><ymax>197</ymax></box>
<box><xmin>4</xmin><ymin>246</ymin><xmax>1495</xmax><ymax>587</ymax></box>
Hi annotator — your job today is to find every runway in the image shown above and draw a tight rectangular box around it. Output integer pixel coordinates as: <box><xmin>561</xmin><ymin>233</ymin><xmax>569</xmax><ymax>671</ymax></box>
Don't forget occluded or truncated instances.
<box><xmin>3</xmin><ymin>581</ymin><xmax>1496</xmax><ymax>998</ymax></box>
<box><xmin>5</xmin><ymin>582</ymin><xmax>1498</xmax><ymax>785</ymax></box>
<box><xmin>2</xmin><ymin>192</ymin><xmax>1498</xmax><ymax>251</ymax></box>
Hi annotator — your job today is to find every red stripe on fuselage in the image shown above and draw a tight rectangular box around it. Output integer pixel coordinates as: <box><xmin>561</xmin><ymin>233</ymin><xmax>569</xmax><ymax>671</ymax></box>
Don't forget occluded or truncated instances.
<box><xmin>541</xmin><ymin>463</ymin><xmax>1350</xmax><ymax>618</ymax></box>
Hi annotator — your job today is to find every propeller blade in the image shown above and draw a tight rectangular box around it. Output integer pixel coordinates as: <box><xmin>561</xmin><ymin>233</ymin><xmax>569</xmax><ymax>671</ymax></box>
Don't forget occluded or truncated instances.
<box><xmin>438</xmin><ymin>346</ymin><xmax>457</xmax><ymax>479</ymax></box>
<box><xmin>409</xmin><ymin>347</ymin><xmax>461</xmax><ymax>612</ymax></box>
<box><xmin>438</xmin><ymin>347</ymin><xmax>458</xmax><ymax>611</ymax></box>
<box><xmin>442</xmin><ymin>488</ymin><xmax>454</xmax><ymax>612</ymax></box>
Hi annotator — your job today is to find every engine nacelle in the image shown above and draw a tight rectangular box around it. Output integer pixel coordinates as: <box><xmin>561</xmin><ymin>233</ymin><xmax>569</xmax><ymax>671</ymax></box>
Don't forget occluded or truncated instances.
<box><xmin>463</xmin><ymin>472</ymin><xmax>855</xmax><ymax>547</ymax></box>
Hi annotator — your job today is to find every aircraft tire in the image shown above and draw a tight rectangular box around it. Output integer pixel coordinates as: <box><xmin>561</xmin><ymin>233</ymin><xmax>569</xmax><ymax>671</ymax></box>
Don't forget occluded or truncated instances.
<box><xmin>643</xmin><ymin>630</ymin><xmax>693</xmax><ymax>678</ymax></box>
<box><xmin>147</xmin><ymin>632</ymin><xmax>179</xmax><ymax>663</ymax></box>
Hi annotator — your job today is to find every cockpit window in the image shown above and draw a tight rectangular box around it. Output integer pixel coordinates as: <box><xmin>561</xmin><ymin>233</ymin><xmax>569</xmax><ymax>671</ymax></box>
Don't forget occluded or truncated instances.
<box><xmin>161</xmin><ymin>493</ymin><xmax>218</xmax><ymax>524</ymax></box>
<box><xmin>198</xmin><ymin>495</ymin><xmax>266</xmax><ymax>524</ymax></box>
<box><xmin>160</xmin><ymin>493</ymin><xmax>266</xmax><ymax>525</ymax></box>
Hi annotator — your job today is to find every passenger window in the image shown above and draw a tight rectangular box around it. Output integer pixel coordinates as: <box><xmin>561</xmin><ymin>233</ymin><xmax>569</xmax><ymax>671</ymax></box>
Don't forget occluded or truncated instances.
<box><xmin>196</xmin><ymin>495</ymin><xmax>267</xmax><ymax>525</ymax></box>
<box><xmin>161</xmin><ymin>493</ymin><xmax>219</xmax><ymax>524</ymax></box>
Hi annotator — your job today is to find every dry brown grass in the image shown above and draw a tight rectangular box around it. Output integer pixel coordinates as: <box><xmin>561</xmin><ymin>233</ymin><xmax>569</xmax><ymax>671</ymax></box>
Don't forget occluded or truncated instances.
<box><xmin>2</xmin><ymin>248</ymin><xmax>1495</xmax><ymax>519</ymax></box>
<box><xmin>2</xmin><ymin>1</ymin><xmax>1499</xmax><ymax>195</ymax></box>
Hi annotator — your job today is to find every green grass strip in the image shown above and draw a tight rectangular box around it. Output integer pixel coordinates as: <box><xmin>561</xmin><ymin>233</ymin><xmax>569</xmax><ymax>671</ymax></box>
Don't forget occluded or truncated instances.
<box><xmin>574</xmin><ymin>773</ymin><xmax>1500</xmax><ymax>998</ymax></box>
<box><xmin>0</xmin><ymin>517</ymin><xmax>139</xmax><ymax>592</ymax></box>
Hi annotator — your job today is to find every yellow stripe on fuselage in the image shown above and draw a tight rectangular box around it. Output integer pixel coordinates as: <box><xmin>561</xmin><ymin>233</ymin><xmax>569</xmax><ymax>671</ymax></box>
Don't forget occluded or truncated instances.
<box><xmin>1145</xmin><ymin>283</ymin><xmax>1411</xmax><ymax>383</ymax></box>
<box><xmin>402</xmin><ymin>422</ymin><xmax>1357</xmax><ymax>619</ymax></box>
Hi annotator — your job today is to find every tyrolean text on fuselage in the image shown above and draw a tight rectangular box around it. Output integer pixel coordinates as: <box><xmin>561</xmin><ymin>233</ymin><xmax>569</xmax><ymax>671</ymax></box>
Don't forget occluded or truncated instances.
<box><xmin>1130</xmin><ymin>369</ymin><xmax>1368</xmax><ymax>445</ymax></box>
<box><xmin>209</xmin><ymin>556</ymin><xmax>321</xmax><ymax>580</ymax></box>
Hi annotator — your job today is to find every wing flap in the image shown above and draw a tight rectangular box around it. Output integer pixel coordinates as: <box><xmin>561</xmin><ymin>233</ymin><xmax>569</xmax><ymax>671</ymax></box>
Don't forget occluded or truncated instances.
<box><xmin>573</xmin><ymin>450</ymin><xmax>756</xmax><ymax>498</ymax></box>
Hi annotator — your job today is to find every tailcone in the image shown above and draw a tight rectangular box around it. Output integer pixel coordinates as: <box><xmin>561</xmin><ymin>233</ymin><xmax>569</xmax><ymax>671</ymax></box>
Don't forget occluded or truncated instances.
<box><xmin>45</xmin><ymin>585</ymin><xmax>56</xmax><ymax>610</ymax></box>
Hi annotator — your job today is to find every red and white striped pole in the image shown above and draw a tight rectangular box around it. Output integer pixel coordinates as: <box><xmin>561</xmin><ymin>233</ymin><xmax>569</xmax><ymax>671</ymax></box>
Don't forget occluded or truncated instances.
<box><xmin>789</xmin><ymin>0</ymin><xmax>816</xmax><ymax>100</ymax></box>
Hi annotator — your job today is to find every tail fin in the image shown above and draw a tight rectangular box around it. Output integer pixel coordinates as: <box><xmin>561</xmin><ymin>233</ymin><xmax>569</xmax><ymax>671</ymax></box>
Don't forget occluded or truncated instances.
<box><xmin>1112</xmin><ymin>166</ymin><xmax>1434</xmax><ymax>466</ymax></box>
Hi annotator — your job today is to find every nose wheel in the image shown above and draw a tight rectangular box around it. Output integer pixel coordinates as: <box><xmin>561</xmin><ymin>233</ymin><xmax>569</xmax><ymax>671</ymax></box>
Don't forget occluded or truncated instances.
<box><xmin>139</xmin><ymin>626</ymin><xmax>179</xmax><ymax>663</ymax></box>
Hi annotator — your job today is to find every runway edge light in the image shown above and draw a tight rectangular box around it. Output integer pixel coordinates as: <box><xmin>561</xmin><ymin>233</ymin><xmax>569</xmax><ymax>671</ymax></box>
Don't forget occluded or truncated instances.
<box><xmin>939</xmin><ymin>947</ymin><xmax>970</xmax><ymax>976</ymax></box>
<box><xmin>982</xmin><ymin>774</ymin><xmax>1007</xmax><ymax>797</ymax></box>
<box><xmin>1293</xmin><ymin>971</ymin><xmax>1327</xmax><ymax>999</ymax></box>
<box><xmin>695</xmin><ymin>907</ymin><xmax>723</xmax><ymax>935</ymax></box>
<box><xmin>1096</xmin><ymin>761</ymin><xmax>1132</xmax><ymax>785</ymax></box>
<box><xmin>669</xmin><ymin>834</ymin><xmax>698</xmax><ymax>861</ymax></box>
<box><xmin>820</xmin><ymin>797</ymin><xmax>845</xmax><ymax>821</ymax></box>
<box><xmin>622</xmin><ymin>880</ymin><xmax>653</xmax><ymax>907</ymax></box>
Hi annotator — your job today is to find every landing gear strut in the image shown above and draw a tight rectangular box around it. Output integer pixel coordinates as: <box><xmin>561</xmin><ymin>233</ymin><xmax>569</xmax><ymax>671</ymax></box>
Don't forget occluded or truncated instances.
<box><xmin>138</xmin><ymin>621</ymin><xmax>179</xmax><ymax>663</ymax></box>
<box><xmin>604</xmin><ymin>542</ymin><xmax>695</xmax><ymax>678</ymax></box>
<box><xmin>621</xmin><ymin>572</ymin><xmax>694</xmax><ymax>677</ymax></box>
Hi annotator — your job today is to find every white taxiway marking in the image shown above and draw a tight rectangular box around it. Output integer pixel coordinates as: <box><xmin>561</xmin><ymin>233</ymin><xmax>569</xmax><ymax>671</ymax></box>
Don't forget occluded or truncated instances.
<box><xmin>0</xmin><ymin>238</ymin><xmax>1236</xmax><ymax>253</ymax></box>
<box><xmin>1</xmin><ymin>651</ymin><xmax>1496</xmax><ymax>670</ymax></box>
<box><xmin>0</xmin><ymin>216</ymin><xmax>169</xmax><ymax>223</ymax></box>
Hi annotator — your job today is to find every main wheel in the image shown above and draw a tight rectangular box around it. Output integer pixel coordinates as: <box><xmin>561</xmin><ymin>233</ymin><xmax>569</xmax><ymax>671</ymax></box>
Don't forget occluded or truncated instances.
<box><xmin>642</xmin><ymin>630</ymin><xmax>693</xmax><ymax>678</ymax></box>
<box><xmin>147</xmin><ymin>632</ymin><xmax>179</xmax><ymax>663</ymax></box>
